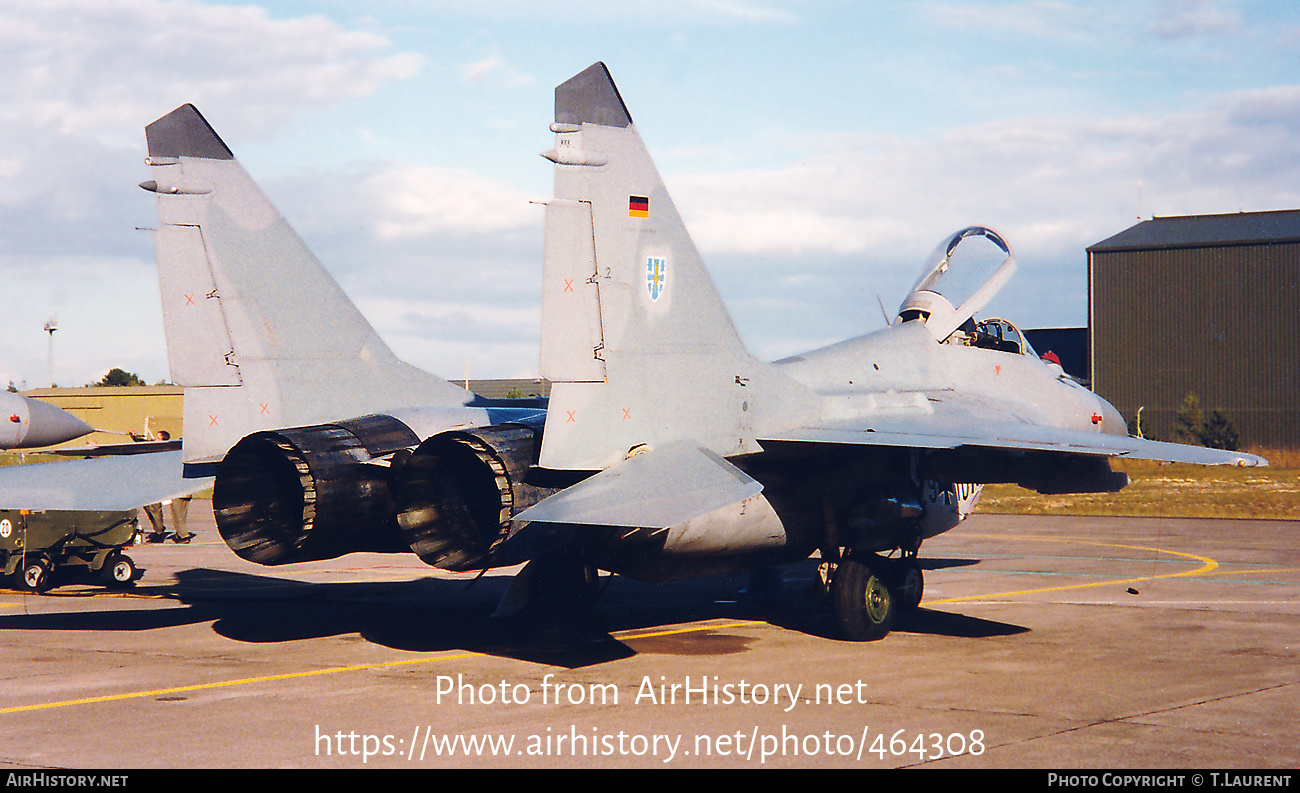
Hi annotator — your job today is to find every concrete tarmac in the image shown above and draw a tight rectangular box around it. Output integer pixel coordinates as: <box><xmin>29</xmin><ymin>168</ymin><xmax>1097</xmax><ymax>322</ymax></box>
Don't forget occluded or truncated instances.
<box><xmin>0</xmin><ymin>502</ymin><xmax>1295</xmax><ymax>769</ymax></box>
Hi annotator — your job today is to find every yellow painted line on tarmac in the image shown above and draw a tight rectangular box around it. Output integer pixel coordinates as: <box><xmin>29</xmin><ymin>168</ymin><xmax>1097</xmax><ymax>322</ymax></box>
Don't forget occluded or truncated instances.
<box><xmin>5</xmin><ymin>590</ymin><xmax>170</xmax><ymax>602</ymax></box>
<box><xmin>82</xmin><ymin>591</ymin><xmax>170</xmax><ymax>600</ymax></box>
<box><xmin>927</xmin><ymin>534</ymin><xmax>1219</xmax><ymax>605</ymax></box>
<box><xmin>616</xmin><ymin>620</ymin><xmax>763</xmax><ymax>641</ymax></box>
<box><xmin>0</xmin><ymin>534</ymin><xmax>1239</xmax><ymax>715</ymax></box>
<box><xmin>1197</xmin><ymin>566</ymin><xmax>1300</xmax><ymax>577</ymax></box>
<box><xmin>0</xmin><ymin>653</ymin><xmax>482</xmax><ymax>715</ymax></box>
<box><xmin>0</xmin><ymin>620</ymin><xmax>761</xmax><ymax>715</ymax></box>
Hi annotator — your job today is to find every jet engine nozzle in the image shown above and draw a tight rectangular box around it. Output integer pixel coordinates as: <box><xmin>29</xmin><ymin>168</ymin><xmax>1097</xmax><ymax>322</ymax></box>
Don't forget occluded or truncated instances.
<box><xmin>394</xmin><ymin>424</ymin><xmax>554</xmax><ymax>571</ymax></box>
<box><xmin>212</xmin><ymin>415</ymin><xmax>419</xmax><ymax>565</ymax></box>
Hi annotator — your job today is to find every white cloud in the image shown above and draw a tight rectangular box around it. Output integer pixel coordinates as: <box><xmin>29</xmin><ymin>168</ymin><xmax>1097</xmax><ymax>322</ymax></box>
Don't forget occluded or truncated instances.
<box><xmin>644</xmin><ymin>83</ymin><xmax>1300</xmax><ymax>347</ymax></box>
<box><xmin>669</xmin><ymin>85</ymin><xmax>1300</xmax><ymax>269</ymax></box>
<box><xmin>690</xmin><ymin>0</ymin><xmax>801</xmax><ymax>24</ymax></box>
<box><xmin>0</xmin><ymin>0</ymin><xmax>425</xmax><ymax>237</ymax></box>
<box><xmin>359</xmin><ymin>165</ymin><xmax>539</xmax><ymax>240</ymax></box>
<box><xmin>333</xmin><ymin>0</ymin><xmax>802</xmax><ymax>25</ymax></box>
<box><xmin>460</xmin><ymin>54</ymin><xmax>535</xmax><ymax>87</ymax></box>
<box><xmin>1146</xmin><ymin>0</ymin><xmax>1242</xmax><ymax>40</ymax></box>
<box><xmin>0</xmin><ymin>0</ymin><xmax>429</xmax><ymax>386</ymax></box>
<box><xmin>0</xmin><ymin>0</ymin><xmax>422</xmax><ymax>144</ymax></box>
<box><xmin>919</xmin><ymin>1</ymin><xmax>1090</xmax><ymax>40</ymax></box>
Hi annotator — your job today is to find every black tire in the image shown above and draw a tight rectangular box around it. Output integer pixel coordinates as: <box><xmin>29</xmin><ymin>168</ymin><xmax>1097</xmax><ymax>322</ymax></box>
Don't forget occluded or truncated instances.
<box><xmin>19</xmin><ymin>558</ymin><xmax>52</xmax><ymax>594</ymax></box>
<box><xmin>893</xmin><ymin>558</ymin><xmax>924</xmax><ymax>613</ymax></box>
<box><xmin>102</xmin><ymin>554</ymin><xmax>137</xmax><ymax>588</ymax></box>
<box><xmin>833</xmin><ymin>556</ymin><xmax>896</xmax><ymax>641</ymax></box>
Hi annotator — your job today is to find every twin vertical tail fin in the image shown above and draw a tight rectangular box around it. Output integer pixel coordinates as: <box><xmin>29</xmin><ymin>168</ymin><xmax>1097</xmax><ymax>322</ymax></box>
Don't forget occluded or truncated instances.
<box><xmin>142</xmin><ymin>105</ymin><xmax>469</xmax><ymax>464</ymax></box>
<box><xmin>537</xmin><ymin>63</ymin><xmax>803</xmax><ymax>471</ymax></box>
<box><xmin>519</xmin><ymin>63</ymin><xmax>818</xmax><ymax>553</ymax></box>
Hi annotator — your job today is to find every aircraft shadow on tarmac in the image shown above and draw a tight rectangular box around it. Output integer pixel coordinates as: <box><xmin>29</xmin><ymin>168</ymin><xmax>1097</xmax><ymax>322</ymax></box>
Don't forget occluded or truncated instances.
<box><xmin>0</xmin><ymin>557</ymin><xmax>1025</xmax><ymax>668</ymax></box>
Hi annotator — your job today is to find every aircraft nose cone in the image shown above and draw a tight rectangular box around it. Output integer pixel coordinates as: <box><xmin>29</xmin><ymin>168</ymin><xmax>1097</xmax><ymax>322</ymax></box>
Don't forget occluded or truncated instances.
<box><xmin>22</xmin><ymin>397</ymin><xmax>94</xmax><ymax>447</ymax></box>
<box><xmin>1095</xmin><ymin>397</ymin><xmax>1127</xmax><ymax>437</ymax></box>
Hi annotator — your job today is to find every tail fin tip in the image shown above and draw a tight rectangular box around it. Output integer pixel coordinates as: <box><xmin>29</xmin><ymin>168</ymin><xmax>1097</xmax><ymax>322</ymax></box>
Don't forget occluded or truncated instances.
<box><xmin>555</xmin><ymin>62</ymin><xmax>632</xmax><ymax>128</ymax></box>
<box><xmin>145</xmin><ymin>104</ymin><xmax>234</xmax><ymax>161</ymax></box>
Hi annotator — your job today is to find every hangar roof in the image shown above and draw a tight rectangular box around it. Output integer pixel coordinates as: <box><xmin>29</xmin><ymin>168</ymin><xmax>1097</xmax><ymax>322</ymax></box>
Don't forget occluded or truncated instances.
<box><xmin>1088</xmin><ymin>209</ymin><xmax>1300</xmax><ymax>253</ymax></box>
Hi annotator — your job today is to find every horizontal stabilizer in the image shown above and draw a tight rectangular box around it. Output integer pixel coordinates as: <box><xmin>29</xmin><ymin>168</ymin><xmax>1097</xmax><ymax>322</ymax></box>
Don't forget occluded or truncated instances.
<box><xmin>517</xmin><ymin>442</ymin><xmax>787</xmax><ymax>555</ymax></box>
<box><xmin>518</xmin><ymin>443</ymin><xmax>761</xmax><ymax>529</ymax></box>
<box><xmin>0</xmin><ymin>451</ymin><xmax>212</xmax><ymax>511</ymax></box>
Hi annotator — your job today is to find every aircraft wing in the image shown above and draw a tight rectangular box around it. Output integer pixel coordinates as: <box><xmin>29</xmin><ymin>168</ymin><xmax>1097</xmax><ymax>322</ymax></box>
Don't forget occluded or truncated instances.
<box><xmin>45</xmin><ymin>440</ymin><xmax>183</xmax><ymax>456</ymax></box>
<box><xmin>0</xmin><ymin>451</ymin><xmax>212</xmax><ymax>511</ymax></box>
<box><xmin>761</xmin><ymin>392</ymin><xmax>1267</xmax><ymax>467</ymax></box>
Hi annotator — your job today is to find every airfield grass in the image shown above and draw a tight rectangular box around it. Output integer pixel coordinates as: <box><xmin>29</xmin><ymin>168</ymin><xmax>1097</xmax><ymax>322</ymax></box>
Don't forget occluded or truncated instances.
<box><xmin>977</xmin><ymin>448</ymin><xmax>1300</xmax><ymax>520</ymax></box>
<box><xmin>0</xmin><ymin>453</ymin><xmax>64</xmax><ymax>467</ymax></box>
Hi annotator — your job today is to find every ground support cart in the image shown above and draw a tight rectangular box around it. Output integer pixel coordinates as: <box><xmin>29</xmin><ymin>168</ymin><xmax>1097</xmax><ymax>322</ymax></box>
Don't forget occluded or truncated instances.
<box><xmin>0</xmin><ymin>508</ymin><xmax>142</xmax><ymax>592</ymax></box>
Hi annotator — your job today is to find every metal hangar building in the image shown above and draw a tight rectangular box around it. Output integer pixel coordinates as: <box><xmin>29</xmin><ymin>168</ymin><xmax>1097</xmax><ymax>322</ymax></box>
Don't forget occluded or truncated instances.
<box><xmin>1087</xmin><ymin>209</ymin><xmax>1300</xmax><ymax>449</ymax></box>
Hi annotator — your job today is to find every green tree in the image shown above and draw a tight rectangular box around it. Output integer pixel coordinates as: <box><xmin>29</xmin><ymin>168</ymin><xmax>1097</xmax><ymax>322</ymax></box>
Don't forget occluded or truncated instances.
<box><xmin>1173</xmin><ymin>393</ymin><xmax>1242</xmax><ymax>451</ymax></box>
<box><xmin>1200</xmin><ymin>409</ymin><xmax>1241</xmax><ymax>451</ymax></box>
<box><xmin>1173</xmin><ymin>394</ymin><xmax>1204</xmax><ymax>445</ymax></box>
<box><xmin>96</xmin><ymin>368</ymin><xmax>146</xmax><ymax>387</ymax></box>
<box><xmin>505</xmin><ymin>386</ymin><xmax>525</xmax><ymax>399</ymax></box>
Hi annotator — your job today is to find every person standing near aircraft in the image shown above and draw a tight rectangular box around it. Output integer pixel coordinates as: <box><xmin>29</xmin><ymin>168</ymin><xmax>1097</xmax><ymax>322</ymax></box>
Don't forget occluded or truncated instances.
<box><xmin>142</xmin><ymin>432</ymin><xmax>194</xmax><ymax>543</ymax></box>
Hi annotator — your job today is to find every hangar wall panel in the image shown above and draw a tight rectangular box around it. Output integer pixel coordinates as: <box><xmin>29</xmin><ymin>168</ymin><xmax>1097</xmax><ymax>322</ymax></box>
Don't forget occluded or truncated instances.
<box><xmin>1090</xmin><ymin>242</ymin><xmax>1300</xmax><ymax>448</ymax></box>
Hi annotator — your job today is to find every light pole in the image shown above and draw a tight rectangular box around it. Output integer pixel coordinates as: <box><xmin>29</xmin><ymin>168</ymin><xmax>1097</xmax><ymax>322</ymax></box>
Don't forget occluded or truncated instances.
<box><xmin>43</xmin><ymin>316</ymin><xmax>57</xmax><ymax>388</ymax></box>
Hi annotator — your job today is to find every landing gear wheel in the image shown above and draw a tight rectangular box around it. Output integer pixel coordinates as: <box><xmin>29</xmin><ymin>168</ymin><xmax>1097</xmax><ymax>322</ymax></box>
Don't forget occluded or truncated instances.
<box><xmin>833</xmin><ymin>556</ymin><xmax>896</xmax><ymax>641</ymax></box>
<box><xmin>893</xmin><ymin>557</ymin><xmax>924</xmax><ymax>613</ymax></box>
<box><xmin>19</xmin><ymin>558</ymin><xmax>52</xmax><ymax>593</ymax></box>
<box><xmin>102</xmin><ymin>553</ymin><xmax>137</xmax><ymax>588</ymax></box>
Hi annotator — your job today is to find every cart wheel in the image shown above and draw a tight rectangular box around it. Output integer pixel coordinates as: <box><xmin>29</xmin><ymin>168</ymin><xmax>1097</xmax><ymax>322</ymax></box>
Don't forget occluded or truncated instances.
<box><xmin>19</xmin><ymin>559</ymin><xmax>53</xmax><ymax>594</ymax></box>
<box><xmin>102</xmin><ymin>554</ymin><xmax>137</xmax><ymax>588</ymax></box>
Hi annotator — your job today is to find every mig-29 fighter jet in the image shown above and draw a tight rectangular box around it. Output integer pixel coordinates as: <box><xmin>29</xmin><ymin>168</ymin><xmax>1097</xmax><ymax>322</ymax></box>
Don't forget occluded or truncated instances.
<box><xmin>2</xmin><ymin>104</ymin><xmax>555</xmax><ymax>592</ymax></box>
<box><xmin>137</xmin><ymin>104</ymin><xmax>555</xmax><ymax>572</ymax></box>
<box><xmin>512</xmin><ymin>63</ymin><xmax>1265</xmax><ymax>640</ymax></box>
<box><xmin>0</xmin><ymin>105</ymin><xmax>549</xmax><ymax>579</ymax></box>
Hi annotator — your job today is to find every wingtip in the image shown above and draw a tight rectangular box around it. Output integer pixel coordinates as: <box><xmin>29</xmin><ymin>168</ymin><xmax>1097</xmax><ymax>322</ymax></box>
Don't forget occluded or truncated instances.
<box><xmin>555</xmin><ymin>61</ymin><xmax>632</xmax><ymax>128</ymax></box>
<box><xmin>145</xmin><ymin>104</ymin><xmax>234</xmax><ymax>160</ymax></box>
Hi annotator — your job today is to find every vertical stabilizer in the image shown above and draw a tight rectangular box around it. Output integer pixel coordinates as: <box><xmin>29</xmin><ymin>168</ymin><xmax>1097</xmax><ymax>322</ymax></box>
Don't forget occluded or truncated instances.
<box><xmin>143</xmin><ymin>105</ymin><xmax>471</xmax><ymax>463</ymax></box>
<box><xmin>537</xmin><ymin>64</ymin><xmax>814</xmax><ymax>470</ymax></box>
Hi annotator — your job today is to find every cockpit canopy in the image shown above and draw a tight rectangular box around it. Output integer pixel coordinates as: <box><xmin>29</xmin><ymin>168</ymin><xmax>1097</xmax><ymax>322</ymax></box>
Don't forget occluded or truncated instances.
<box><xmin>969</xmin><ymin>317</ymin><xmax>1036</xmax><ymax>357</ymax></box>
<box><xmin>896</xmin><ymin>226</ymin><xmax>1016</xmax><ymax>342</ymax></box>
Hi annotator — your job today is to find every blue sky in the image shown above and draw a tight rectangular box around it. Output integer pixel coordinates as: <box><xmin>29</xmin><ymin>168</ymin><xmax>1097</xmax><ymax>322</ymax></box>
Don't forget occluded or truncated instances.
<box><xmin>3</xmin><ymin>0</ymin><xmax>1299</xmax><ymax>387</ymax></box>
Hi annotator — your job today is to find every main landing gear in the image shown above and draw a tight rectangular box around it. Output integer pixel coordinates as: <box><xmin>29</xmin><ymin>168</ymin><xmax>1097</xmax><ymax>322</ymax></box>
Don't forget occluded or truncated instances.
<box><xmin>826</xmin><ymin>553</ymin><xmax>924</xmax><ymax>641</ymax></box>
